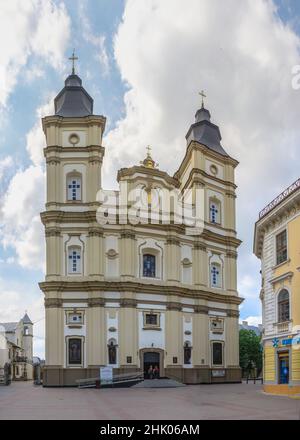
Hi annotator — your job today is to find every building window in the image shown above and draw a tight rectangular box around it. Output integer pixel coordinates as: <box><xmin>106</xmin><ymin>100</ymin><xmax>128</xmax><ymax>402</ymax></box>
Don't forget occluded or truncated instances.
<box><xmin>68</xmin><ymin>338</ymin><xmax>82</xmax><ymax>365</ymax></box>
<box><xmin>68</xmin><ymin>246</ymin><xmax>82</xmax><ymax>274</ymax></box>
<box><xmin>209</xmin><ymin>199</ymin><xmax>220</xmax><ymax>224</ymax></box>
<box><xmin>126</xmin><ymin>356</ymin><xmax>132</xmax><ymax>364</ymax></box>
<box><xmin>108</xmin><ymin>339</ymin><xmax>117</xmax><ymax>365</ymax></box>
<box><xmin>67</xmin><ymin>175</ymin><xmax>82</xmax><ymax>201</ymax></box>
<box><xmin>143</xmin><ymin>312</ymin><xmax>160</xmax><ymax>329</ymax></box>
<box><xmin>278</xmin><ymin>289</ymin><xmax>290</xmax><ymax>322</ymax></box>
<box><xmin>184</xmin><ymin>341</ymin><xmax>192</xmax><ymax>365</ymax></box>
<box><xmin>276</xmin><ymin>230</ymin><xmax>287</xmax><ymax>265</ymax></box>
<box><xmin>210</xmin><ymin>263</ymin><xmax>221</xmax><ymax>288</ymax></box>
<box><xmin>24</xmin><ymin>327</ymin><xmax>29</xmax><ymax>336</ymax></box>
<box><xmin>212</xmin><ymin>342</ymin><xmax>223</xmax><ymax>365</ymax></box>
<box><xmin>143</xmin><ymin>254</ymin><xmax>156</xmax><ymax>277</ymax></box>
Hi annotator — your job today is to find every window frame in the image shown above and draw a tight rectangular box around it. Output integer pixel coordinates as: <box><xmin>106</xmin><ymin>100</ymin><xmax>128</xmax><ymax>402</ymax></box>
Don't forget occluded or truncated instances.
<box><xmin>66</xmin><ymin>336</ymin><xmax>84</xmax><ymax>368</ymax></box>
<box><xmin>209</xmin><ymin>198</ymin><xmax>221</xmax><ymax>225</ymax></box>
<box><xmin>66</xmin><ymin>172</ymin><xmax>82</xmax><ymax>202</ymax></box>
<box><xmin>143</xmin><ymin>311</ymin><xmax>161</xmax><ymax>330</ymax></box>
<box><xmin>67</xmin><ymin>246</ymin><xmax>82</xmax><ymax>275</ymax></box>
<box><xmin>277</xmin><ymin>289</ymin><xmax>290</xmax><ymax>323</ymax></box>
<box><xmin>211</xmin><ymin>341</ymin><xmax>224</xmax><ymax>366</ymax></box>
<box><xmin>142</xmin><ymin>253</ymin><xmax>156</xmax><ymax>278</ymax></box>
<box><xmin>210</xmin><ymin>262</ymin><xmax>222</xmax><ymax>289</ymax></box>
<box><xmin>275</xmin><ymin>229</ymin><xmax>287</xmax><ymax>266</ymax></box>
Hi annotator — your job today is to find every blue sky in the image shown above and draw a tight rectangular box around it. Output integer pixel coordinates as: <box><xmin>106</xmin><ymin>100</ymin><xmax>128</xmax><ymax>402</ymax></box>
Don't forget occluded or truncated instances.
<box><xmin>0</xmin><ymin>0</ymin><xmax>300</xmax><ymax>358</ymax></box>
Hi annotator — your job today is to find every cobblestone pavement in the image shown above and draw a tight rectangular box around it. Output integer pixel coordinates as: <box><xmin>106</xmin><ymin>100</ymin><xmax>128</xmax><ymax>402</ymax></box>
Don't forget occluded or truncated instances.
<box><xmin>0</xmin><ymin>381</ymin><xmax>299</xmax><ymax>420</ymax></box>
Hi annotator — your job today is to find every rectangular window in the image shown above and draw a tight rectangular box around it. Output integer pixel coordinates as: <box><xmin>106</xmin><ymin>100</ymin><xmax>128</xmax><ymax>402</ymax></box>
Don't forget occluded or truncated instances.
<box><xmin>143</xmin><ymin>312</ymin><xmax>160</xmax><ymax>329</ymax></box>
<box><xmin>68</xmin><ymin>338</ymin><xmax>82</xmax><ymax>365</ymax></box>
<box><xmin>276</xmin><ymin>230</ymin><xmax>287</xmax><ymax>265</ymax></box>
<box><xmin>145</xmin><ymin>314</ymin><xmax>158</xmax><ymax>326</ymax></box>
<box><xmin>212</xmin><ymin>342</ymin><xmax>223</xmax><ymax>366</ymax></box>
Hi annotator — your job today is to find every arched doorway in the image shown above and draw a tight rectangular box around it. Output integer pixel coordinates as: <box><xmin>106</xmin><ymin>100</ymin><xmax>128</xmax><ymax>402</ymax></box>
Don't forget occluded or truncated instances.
<box><xmin>139</xmin><ymin>348</ymin><xmax>164</xmax><ymax>378</ymax></box>
<box><xmin>143</xmin><ymin>351</ymin><xmax>160</xmax><ymax>379</ymax></box>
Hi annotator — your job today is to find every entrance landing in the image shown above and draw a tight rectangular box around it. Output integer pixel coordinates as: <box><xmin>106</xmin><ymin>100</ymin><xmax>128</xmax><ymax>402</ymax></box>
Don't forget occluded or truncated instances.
<box><xmin>133</xmin><ymin>379</ymin><xmax>185</xmax><ymax>388</ymax></box>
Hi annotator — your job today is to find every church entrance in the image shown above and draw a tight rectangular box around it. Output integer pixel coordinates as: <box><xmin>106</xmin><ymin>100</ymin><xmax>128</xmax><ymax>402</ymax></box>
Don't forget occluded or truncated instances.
<box><xmin>143</xmin><ymin>352</ymin><xmax>160</xmax><ymax>379</ymax></box>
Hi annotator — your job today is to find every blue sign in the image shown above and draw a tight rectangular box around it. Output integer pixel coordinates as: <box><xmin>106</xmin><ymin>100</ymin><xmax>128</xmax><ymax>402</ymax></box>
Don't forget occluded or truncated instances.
<box><xmin>272</xmin><ymin>338</ymin><xmax>279</xmax><ymax>348</ymax></box>
<box><xmin>282</xmin><ymin>339</ymin><xmax>292</xmax><ymax>346</ymax></box>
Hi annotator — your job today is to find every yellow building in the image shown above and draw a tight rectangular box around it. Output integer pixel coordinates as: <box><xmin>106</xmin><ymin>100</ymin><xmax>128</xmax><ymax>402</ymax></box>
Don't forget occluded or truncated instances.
<box><xmin>254</xmin><ymin>179</ymin><xmax>300</xmax><ymax>395</ymax></box>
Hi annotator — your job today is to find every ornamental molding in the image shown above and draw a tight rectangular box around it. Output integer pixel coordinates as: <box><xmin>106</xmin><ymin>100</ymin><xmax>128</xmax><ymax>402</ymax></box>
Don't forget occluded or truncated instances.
<box><xmin>259</xmin><ymin>177</ymin><xmax>300</xmax><ymax>219</ymax></box>
<box><xmin>269</xmin><ymin>271</ymin><xmax>293</xmax><ymax>285</ymax></box>
<box><xmin>181</xmin><ymin>258</ymin><xmax>192</xmax><ymax>267</ymax></box>
<box><xmin>194</xmin><ymin>305</ymin><xmax>209</xmax><ymax>314</ymax></box>
<box><xmin>120</xmin><ymin>298</ymin><xmax>137</xmax><ymax>308</ymax></box>
<box><xmin>166</xmin><ymin>301</ymin><xmax>182</xmax><ymax>311</ymax></box>
<box><xmin>44</xmin><ymin>298</ymin><xmax>63</xmax><ymax>308</ymax></box>
<box><xmin>106</xmin><ymin>249</ymin><xmax>119</xmax><ymax>260</ymax></box>
<box><xmin>226</xmin><ymin>309</ymin><xmax>239</xmax><ymax>318</ymax></box>
<box><xmin>166</xmin><ymin>236</ymin><xmax>180</xmax><ymax>246</ymax></box>
<box><xmin>120</xmin><ymin>230</ymin><xmax>136</xmax><ymax>239</ymax></box>
<box><xmin>45</xmin><ymin>227</ymin><xmax>61</xmax><ymax>237</ymax></box>
<box><xmin>39</xmin><ymin>281</ymin><xmax>243</xmax><ymax>305</ymax></box>
<box><xmin>87</xmin><ymin>298</ymin><xmax>105</xmax><ymax>307</ymax></box>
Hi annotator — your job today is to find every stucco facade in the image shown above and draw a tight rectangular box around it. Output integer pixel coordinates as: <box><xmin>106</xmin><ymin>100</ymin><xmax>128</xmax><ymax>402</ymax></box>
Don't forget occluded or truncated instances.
<box><xmin>254</xmin><ymin>179</ymin><xmax>300</xmax><ymax>394</ymax></box>
<box><xmin>40</xmin><ymin>70</ymin><xmax>242</xmax><ymax>386</ymax></box>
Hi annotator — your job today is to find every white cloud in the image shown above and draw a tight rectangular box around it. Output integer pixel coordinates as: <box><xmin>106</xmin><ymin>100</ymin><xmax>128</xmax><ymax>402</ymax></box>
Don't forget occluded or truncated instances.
<box><xmin>240</xmin><ymin>316</ymin><xmax>262</xmax><ymax>327</ymax></box>
<box><xmin>0</xmin><ymin>0</ymin><xmax>70</xmax><ymax>108</ymax></box>
<box><xmin>26</xmin><ymin>97</ymin><xmax>55</xmax><ymax>166</ymax></box>
<box><xmin>78</xmin><ymin>2</ymin><xmax>110</xmax><ymax>76</ymax></box>
<box><xmin>0</xmin><ymin>156</ymin><xmax>13</xmax><ymax>181</ymax></box>
<box><xmin>0</xmin><ymin>165</ymin><xmax>45</xmax><ymax>270</ymax></box>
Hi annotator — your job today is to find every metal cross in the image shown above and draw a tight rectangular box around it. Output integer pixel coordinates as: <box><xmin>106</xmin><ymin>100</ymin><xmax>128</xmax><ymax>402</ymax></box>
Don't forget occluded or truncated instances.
<box><xmin>146</xmin><ymin>145</ymin><xmax>152</xmax><ymax>156</ymax></box>
<box><xmin>69</xmin><ymin>49</ymin><xmax>78</xmax><ymax>74</ymax></box>
<box><xmin>199</xmin><ymin>90</ymin><xmax>206</xmax><ymax>107</ymax></box>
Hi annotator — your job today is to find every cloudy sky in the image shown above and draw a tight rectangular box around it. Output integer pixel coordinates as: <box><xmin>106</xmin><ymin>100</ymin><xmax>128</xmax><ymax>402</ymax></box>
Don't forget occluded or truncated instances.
<box><xmin>0</xmin><ymin>0</ymin><xmax>300</xmax><ymax>358</ymax></box>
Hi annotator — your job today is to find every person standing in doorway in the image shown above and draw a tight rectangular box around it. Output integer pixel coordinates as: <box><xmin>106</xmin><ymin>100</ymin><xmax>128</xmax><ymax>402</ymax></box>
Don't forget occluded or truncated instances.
<box><xmin>153</xmin><ymin>365</ymin><xmax>159</xmax><ymax>379</ymax></box>
<box><xmin>148</xmin><ymin>365</ymin><xmax>153</xmax><ymax>379</ymax></box>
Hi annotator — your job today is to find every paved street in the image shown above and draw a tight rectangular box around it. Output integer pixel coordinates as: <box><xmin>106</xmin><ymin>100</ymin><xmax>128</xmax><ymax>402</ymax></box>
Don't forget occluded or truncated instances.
<box><xmin>0</xmin><ymin>381</ymin><xmax>299</xmax><ymax>420</ymax></box>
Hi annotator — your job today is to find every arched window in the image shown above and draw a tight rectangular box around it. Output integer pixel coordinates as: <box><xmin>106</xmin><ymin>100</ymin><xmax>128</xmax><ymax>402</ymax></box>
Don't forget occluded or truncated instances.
<box><xmin>143</xmin><ymin>254</ymin><xmax>156</xmax><ymax>278</ymax></box>
<box><xmin>278</xmin><ymin>289</ymin><xmax>290</xmax><ymax>322</ymax></box>
<box><xmin>108</xmin><ymin>339</ymin><xmax>117</xmax><ymax>365</ymax></box>
<box><xmin>184</xmin><ymin>341</ymin><xmax>192</xmax><ymax>365</ymax></box>
<box><xmin>210</xmin><ymin>263</ymin><xmax>221</xmax><ymax>288</ymax></box>
<box><xmin>67</xmin><ymin>174</ymin><xmax>82</xmax><ymax>201</ymax></box>
<box><xmin>68</xmin><ymin>246</ymin><xmax>82</xmax><ymax>274</ymax></box>
<box><xmin>209</xmin><ymin>199</ymin><xmax>221</xmax><ymax>224</ymax></box>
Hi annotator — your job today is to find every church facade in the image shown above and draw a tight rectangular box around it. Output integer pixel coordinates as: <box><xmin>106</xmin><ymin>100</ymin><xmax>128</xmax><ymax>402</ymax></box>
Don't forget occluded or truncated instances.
<box><xmin>40</xmin><ymin>65</ymin><xmax>242</xmax><ymax>386</ymax></box>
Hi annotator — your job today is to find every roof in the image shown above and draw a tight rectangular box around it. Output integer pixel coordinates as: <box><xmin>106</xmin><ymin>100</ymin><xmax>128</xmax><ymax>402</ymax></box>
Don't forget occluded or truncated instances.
<box><xmin>185</xmin><ymin>105</ymin><xmax>229</xmax><ymax>156</ymax></box>
<box><xmin>0</xmin><ymin>322</ymin><xmax>18</xmax><ymax>332</ymax></box>
<box><xmin>54</xmin><ymin>74</ymin><xmax>94</xmax><ymax>117</ymax></box>
<box><xmin>21</xmin><ymin>313</ymin><xmax>33</xmax><ymax>325</ymax></box>
<box><xmin>254</xmin><ymin>177</ymin><xmax>300</xmax><ymax>257</ymax></box>
<box><xmin>258</xmin><ymin>177</ymin><xmax>300</xmax><ymax>220</ymax></box>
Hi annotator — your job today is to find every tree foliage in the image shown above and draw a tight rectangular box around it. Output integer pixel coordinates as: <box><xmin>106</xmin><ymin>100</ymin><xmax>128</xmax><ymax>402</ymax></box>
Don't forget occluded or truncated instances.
<box><xmin>239</xmin><ymin>329</ymin><xmax>263</xmax><ymax>375</ymax></box>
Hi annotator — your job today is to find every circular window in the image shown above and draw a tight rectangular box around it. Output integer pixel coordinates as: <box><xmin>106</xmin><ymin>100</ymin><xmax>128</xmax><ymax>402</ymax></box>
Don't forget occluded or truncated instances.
<box><xmin>69</xmin><ymin>133</ymin><xmax>80</xmax><ymax>146</ymax></box>
<box><xmin>210</xmin><ymin>164</ymin><xmax>218</xmax><ymax>176</ymax></box>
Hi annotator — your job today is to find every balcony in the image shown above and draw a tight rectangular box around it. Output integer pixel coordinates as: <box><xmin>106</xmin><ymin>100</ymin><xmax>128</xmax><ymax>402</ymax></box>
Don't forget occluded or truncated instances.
<box><xmin>274</xmin><ymin>321</ymin><xmax>292</xmax><ymax>334</ymax></box>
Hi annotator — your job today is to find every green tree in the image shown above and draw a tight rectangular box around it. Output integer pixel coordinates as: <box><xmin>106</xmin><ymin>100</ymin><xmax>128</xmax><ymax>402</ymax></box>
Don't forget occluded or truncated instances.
<box><xmin>239</xmin><ymin>329</ymin><xmax>263</xmax><ymax>376</ymax></box>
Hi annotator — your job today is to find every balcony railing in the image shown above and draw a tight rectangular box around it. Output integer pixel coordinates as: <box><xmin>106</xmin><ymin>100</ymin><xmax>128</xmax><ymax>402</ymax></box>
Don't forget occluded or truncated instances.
<box><xmin>274</xmin><ymin>321</ymin><xmax>291</xmax><ymax>333</ymax></box>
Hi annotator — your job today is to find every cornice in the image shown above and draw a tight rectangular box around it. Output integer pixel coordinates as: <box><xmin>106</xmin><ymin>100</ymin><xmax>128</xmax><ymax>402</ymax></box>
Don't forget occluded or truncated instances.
<box><xmin>117</xmin><ymin>165</ymin><xmax>180</xmax><ymax>188</ymax></box>
<box><xmin>39</xmin><ymin>280</ymin><xmax>243</xmax><ymax>305</ymax></box>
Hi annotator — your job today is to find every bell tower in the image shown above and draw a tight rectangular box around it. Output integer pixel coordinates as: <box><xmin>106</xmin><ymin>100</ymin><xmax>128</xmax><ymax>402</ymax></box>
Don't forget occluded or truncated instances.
<box><xmin>40</xmin><ymin>55</ymin><xmax>107</xmax><ymax>384</ymax></box>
